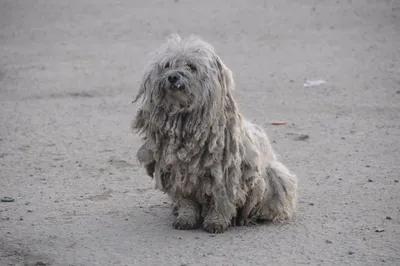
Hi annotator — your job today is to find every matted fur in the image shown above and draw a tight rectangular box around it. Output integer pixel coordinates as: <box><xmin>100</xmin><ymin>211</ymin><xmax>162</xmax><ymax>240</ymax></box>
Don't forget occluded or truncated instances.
<box><xmin>132</xmin><ymin>34</ymin><xmax>297</xmax><ymax>233</ymax></box>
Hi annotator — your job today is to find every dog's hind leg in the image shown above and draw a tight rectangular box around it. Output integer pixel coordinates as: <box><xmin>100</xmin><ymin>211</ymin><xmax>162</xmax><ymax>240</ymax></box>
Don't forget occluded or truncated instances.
<box><xmin>236</xmin><ymin>177</ymin><xmax>266</xmax><ymax>226</ymax></box>
<box><xmin>172</xmin><ymin>199</ymin><xmax>201</xmax><ymax>230</ymax></box>
<box><xmin>257</xmin><ymin>161</ymin><xmax>297</xmax><ymax>222</ymax></box>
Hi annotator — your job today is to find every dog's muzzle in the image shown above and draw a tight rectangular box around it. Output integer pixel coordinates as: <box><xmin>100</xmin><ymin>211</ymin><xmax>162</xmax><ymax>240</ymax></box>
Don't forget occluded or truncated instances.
<box><xmin>167</xmin><ymin>72</ymin><xmax>184</xmax><ymax>90</ymax></box>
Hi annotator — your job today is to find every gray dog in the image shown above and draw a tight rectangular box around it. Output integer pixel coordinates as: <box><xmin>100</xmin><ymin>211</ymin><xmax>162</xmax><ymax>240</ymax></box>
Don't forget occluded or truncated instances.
<box><xmin>132</xmin><ymin>34</ymin><xmax>297</xmax><ymax>233</ymax></box>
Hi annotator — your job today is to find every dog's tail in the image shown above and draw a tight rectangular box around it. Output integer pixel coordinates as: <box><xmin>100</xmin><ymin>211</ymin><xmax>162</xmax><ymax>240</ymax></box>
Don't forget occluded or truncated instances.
<box><xmin>259</xmin><ymin>161</ymin><xmax>298</xmax><ymax>222</ymax></box>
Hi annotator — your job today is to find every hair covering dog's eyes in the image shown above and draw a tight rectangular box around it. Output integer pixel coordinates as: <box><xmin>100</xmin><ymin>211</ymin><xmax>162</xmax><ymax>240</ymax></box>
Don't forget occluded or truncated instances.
<box><xmin>187</xmin><ymin>63</ymin><xmax>196</xmax><ymax>72</ymax></box>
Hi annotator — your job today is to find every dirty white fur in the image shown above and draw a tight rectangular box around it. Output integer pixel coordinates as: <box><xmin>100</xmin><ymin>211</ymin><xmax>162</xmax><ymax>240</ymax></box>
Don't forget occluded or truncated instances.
<box><xmin>132</xmin><ymin>34</ymin><xmax>297</xmax><ymax>233</ymax></box>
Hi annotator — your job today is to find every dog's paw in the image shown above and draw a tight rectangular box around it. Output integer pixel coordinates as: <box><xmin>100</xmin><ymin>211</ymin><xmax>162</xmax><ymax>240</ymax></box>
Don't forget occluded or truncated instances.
<box><xmin>203</xmin><ymin>209</ymin><xmax>231</xmax><ymax>233</ymax></box>
<box><xmin>173</xmin><ymin>216</ymin><xmax>200</xmax><ymax>230</ymax></box>
<box><xmin>203</xmin><ymin>221</ymin><xmax>227</xmax><ymax>234</ymax></box>
<box><xmin>172</xmin><ymin>199</ymin><xmax>201</xmax><ymax>230</ymax></box>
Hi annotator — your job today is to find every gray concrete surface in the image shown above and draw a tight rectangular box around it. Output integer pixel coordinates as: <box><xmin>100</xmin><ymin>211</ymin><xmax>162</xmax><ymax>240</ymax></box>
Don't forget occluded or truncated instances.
<box><xmin>1</xmin><ymin>0</ymin><xmax>399</xmax><ymax>265</ymax></box>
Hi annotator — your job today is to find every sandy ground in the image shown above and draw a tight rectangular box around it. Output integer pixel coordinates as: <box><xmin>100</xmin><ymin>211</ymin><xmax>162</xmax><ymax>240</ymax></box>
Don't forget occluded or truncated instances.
<box><xmin>1</xmin><ymin>0</ymin><xmax>399</xmax><ymax>265</ymax></box>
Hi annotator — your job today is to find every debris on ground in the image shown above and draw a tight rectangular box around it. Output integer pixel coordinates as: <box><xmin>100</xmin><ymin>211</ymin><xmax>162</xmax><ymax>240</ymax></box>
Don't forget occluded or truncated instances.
<box><xmin>1</xmin><ymin>196</ymin><xmax>15</xmax><ymax>202</ymax></box>
<box><xmin>271</xmin><ymin>121</ymin><xmax>288</xmax><ymax>125</ymax></box>
<box><xmin>294</xmin><ymin>134</ymin><xmax>309</xmax><ymax>141</ymax></box>
<box><xmin>303</xmin><ymin>79</ymin><xmax>327</xmax><ymax>87</ymax></box>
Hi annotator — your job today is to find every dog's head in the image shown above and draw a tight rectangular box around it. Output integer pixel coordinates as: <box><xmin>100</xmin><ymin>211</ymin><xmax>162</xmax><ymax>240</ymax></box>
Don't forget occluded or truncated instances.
<box><xmin>134</xmin><ymin>34</ymin><xmax>234</xmax><ymax>114</ymax></box>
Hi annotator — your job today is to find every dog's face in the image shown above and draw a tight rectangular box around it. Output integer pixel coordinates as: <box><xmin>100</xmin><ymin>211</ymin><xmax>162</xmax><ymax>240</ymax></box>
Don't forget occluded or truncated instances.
<box><xmin>153</xmin><ymin>49</ymin><xmax>208</xmax><ymax>111</ymax></box>
<box><xmin>134</xmin><ymin>34</ymin><xmax>234</xmax><ymax>114</ymax></box>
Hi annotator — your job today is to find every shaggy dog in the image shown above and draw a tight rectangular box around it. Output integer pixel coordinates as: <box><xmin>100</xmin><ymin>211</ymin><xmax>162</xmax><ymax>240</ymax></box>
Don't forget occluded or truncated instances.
<box><xmin>132</xmin><ymin>34</ymin><xmax>297</xmax><ymax>233</ymax></box>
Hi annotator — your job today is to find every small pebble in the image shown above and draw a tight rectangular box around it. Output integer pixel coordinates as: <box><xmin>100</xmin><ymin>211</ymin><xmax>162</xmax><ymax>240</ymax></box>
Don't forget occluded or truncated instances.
<box><xmin>386</xmin><ymin>216</ymin><xmax>392</xmax><ymax>220</ymax></box>
<box><xmin>309</xmin><ymin>203</ymin><xmax>314</xmax><ymax>206</ymax></box>
<box><xmin>19</xmin><ymin>217</ymin><xmax>24</xmax><ymax>221</ymax></box>
<box><xmin>375</xmin><ymin>228</ymin><xmax>385</xmax><ymax>233</ymax></box>
<box><xmin>368</xmin><ymin>179</ymin><xmax>373</xmax><ymax>182</ymax></box>
<box><xmin>394</xmin><ymin>180</ymin><xmax>399</xmax><ymax>183</ymax></box>
<box><xmin>325</xmin><ymin>240</ymin><xmax>333</xmax><ymax>244</ymax></box>
<box><xmin>365</xmin><ymin>165</ymin><xmax>370</xmax><ymax>168</ymax></box>
<box><xmin>27</xmin><ymin>210</ymin><xmax>33</xmax><ymax>213</ymax></box>
<box><xmin>348</xmin><ymin>251</ymin><xmax>355</xmax><ymax>255</ymax></box>
<box><xmin>295</xmin><ymin>134</ymin><xmax>309</xmax><ymax>141</ymax></box>
<box><xmin>1</xmin><ymin>197</ymin><xmax>15</xmax><ymax>202</ymax></box>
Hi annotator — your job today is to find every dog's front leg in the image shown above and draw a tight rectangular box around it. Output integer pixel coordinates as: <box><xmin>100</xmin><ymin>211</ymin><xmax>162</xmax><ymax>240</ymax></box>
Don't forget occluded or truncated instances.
<box><xmin>203</xmin><ymin>191</ymin><xmax>236</xmax><ymax>234</ymax></box>
<box><xmin>172</xmin><ymin>198</ymin><xmax>201</xmax><ymax>230</ymax></box>
<box><xmin>137</xmin><ymin>142</ymin><xmax>155</xmax><ymax>177</ymax></box>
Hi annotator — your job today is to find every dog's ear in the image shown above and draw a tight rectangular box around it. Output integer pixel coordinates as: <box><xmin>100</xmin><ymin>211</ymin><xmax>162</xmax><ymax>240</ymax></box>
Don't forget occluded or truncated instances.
<box><xmin>215</xmin><ymin>56</ymin><xmax>234</xmax><ymax>93</ymax></box>
<box><xmin>214</xmin><ymin>55</ymin><xmax>238</xmax><ymax>114</ymax></box>
<box><xmin>133</xmin><ymin>69</ymin><xmax>151</xmax><ymax>103</ymax></box>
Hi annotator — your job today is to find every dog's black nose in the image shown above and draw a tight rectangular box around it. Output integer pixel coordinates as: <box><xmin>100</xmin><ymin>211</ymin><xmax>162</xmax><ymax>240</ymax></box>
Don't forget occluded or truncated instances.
<box><xmin>168</xmin><ymin>73</ymin><xmax>180</xmax><ymax>84</ymax></box>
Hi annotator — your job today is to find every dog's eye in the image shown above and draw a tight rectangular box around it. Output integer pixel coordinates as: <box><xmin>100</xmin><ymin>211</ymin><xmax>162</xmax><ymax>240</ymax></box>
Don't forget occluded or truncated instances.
<box><xmin>165</xmin><ymin>62</ymin><xmax>170</xmax><ymax>69</ymax></box>
<box><xmin>187</xmin><ymin>63</ymin><xmax>196</xmax><ymax>72</ymax></box>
